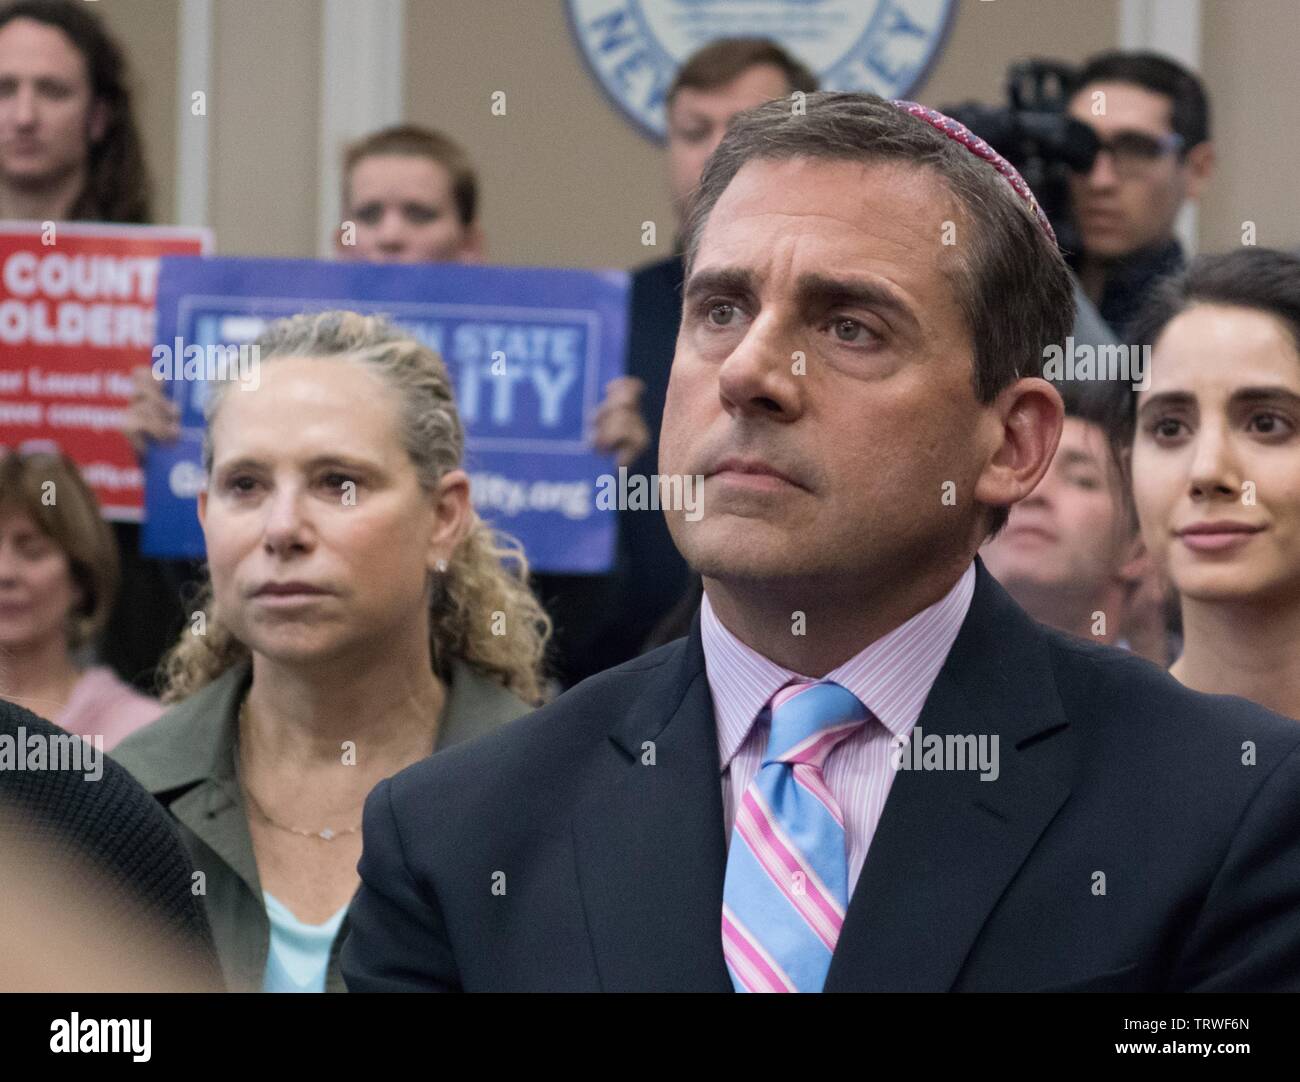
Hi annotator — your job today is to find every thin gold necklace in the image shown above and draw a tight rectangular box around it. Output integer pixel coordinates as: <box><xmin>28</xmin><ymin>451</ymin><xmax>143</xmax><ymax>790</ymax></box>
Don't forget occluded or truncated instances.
<box><xmin>236</xmin><ymin>697</ymin><xmax>362</xmax><ymax>842</ymax></box>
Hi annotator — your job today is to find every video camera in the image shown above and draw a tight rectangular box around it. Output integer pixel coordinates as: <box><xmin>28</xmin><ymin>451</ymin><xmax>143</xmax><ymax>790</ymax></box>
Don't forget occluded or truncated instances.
<box><xmin>942</xmin><ymin>60</ymin><xmax>1100</xmax><ymax>252</ymax></box>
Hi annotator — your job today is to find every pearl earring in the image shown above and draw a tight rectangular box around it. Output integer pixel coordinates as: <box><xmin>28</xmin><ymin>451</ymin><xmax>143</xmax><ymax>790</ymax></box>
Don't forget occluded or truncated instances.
<box><xmin>435</xmin><ymin>558</ymin><xmax>448</xmax><ymax>573</ymax></box>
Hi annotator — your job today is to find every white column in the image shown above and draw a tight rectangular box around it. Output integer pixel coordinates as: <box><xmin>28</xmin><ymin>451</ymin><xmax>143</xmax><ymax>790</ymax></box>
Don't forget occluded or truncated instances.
<box><xmin>1118</xmin><ymin>0</ymin><xmax>1203</xmax><ymax>254</ymax></box>
<box><xmin>316</xmin><ymin>0</ymin><xmax>406</xmax><ymax>257</ymax></box>
<box><xmin>174</xmin><ymin>0</ymin><xmax>214</xmax><ymax>228</ymax></box>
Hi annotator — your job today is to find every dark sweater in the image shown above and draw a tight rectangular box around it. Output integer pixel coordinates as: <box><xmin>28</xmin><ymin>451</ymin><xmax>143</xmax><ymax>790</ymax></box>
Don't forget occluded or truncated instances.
<box><xmin>0</xmin><ymin>698</ymin><xmax>219</xmax><ymax>983</ymax></box>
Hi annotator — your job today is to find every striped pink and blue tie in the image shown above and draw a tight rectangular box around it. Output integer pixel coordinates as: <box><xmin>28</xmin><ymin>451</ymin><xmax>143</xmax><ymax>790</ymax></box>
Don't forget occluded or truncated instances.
<box><xmin>721</xmin><ymin>679</ymin><xmax>869</xmax><ymax>992</ymax></box>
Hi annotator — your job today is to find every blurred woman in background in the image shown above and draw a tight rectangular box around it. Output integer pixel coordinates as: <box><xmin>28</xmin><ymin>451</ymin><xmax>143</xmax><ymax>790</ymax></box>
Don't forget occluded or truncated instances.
<box><xmin>114</xmin><ymin>311</ymin><xmax>550</xmax><ymax>992</ymax></box>
<box><xmin>1121</xmin><ymin>247</ymin><xmax>1300</xmax><ymax>719</ymax></box>
<box><xmin>0</xmin><ymin>451</ymin><xmax>162</xmax><ymax>747</ymax></box>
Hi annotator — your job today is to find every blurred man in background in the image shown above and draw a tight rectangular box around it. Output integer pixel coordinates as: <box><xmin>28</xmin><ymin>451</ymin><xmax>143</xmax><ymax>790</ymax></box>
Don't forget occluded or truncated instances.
<box><xmin>1066</xmin><ymin>51</ymin><xmax>1214</xmax><ymax>337</ymax></box>
<box><xmin>335</xmin><ymin>123</ymin><xmax>484</xmax><ymax>264</ymax></box>
<box><xmin>590</xmin><ymin>38</ymin><xmax>819</xmax><ymax>684</ymax></box>
<box><xmin>0</xmin><ymin>0</ymin><xmax>149</xmax><ymax>222</ymax></box>
<box><xmin>980</xmin><ymin>380</ymin><xmax>1168</xmax><ymax>665</ymax></box>
<box><xmin>0</xmin><ymin>0</ymin><xmax>178</xmax><ymax>693</ymax></box>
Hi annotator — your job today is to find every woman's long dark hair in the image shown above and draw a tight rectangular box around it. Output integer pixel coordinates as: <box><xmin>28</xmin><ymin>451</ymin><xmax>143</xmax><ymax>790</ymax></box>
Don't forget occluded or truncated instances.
<box><xmin>0</xmin><ymin>0</ymin><xmax>152</xmax><ymax>223</ymax></box>
<box><xmin>1112</xmin><ymin>247</ymin><xmax>1300</xmax><ymax>453</ymax></box>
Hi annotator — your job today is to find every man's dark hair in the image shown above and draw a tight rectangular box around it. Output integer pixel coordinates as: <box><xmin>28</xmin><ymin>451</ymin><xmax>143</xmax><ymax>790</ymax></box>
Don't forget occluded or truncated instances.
<box><xmin>1113</xmin><ymin>247</ymin><xmax>1300</xmax><ymax>453</ymax></box>
<box><xmin>0</xmin><ymin>0</ymin><xmax>152</xmax><ymax>223</ymax></box>
<box><xmin>343</xmin><ymin>124</ymin><xmax>478</xmax><ymax>226</ymax></box>
<box><xmin>667</xmin><ymin>36</ymin><xmax>819</xmax><ymax>108</ymax></box>
<box><xmin>682</xmin><ymin>91</ymin><xmax>1076</xmax><ymax>535</ymax></box>
<box><xmin>1072</xmin><ymin>51</ymin><xmax>1211</xmax><ymax>149</ymax></box>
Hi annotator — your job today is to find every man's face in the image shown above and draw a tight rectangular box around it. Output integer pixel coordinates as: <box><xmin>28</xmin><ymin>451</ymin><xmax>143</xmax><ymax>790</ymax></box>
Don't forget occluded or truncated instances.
<box><xmin>0</xmin><ymin>18</ymin><xmax>104</xmax><ymax>190</ymax></box>
<box><xmin>661</xmin><ymin>157</ymin><xmax>997</xmax><ymax>589</ymax></box>
<box><xmin>341</xmin><ymin>154</ymin><xmax>479</xmax><ymax>264</ymax></box>
<box><xmin>1067</xmin><ymin>81</ymin><xmax>1203</xmax><ymax>260</ymax></box>
<box><xmin>981</xmin><ymin>416</ymin><xmax>1128</xmax><ymax>603</ymax></box>
<box><xmin>666</xmin><ymin>63</ymin><xmax>792</xmax><ymax>222</ymax></box>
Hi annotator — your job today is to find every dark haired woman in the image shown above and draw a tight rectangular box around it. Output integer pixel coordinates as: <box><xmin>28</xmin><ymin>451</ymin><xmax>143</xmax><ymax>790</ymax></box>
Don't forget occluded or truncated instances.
<box><xmin>1122</xmin><ymin>247</ymin><xmax>1300</xmax><ymax>719</ymax></box>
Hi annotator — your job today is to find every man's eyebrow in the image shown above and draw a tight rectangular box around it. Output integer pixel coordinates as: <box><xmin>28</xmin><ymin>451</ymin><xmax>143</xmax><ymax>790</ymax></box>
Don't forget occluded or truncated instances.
<box><xmin>682</xmin><ymin>268</ymin><xmax>757</xmax><ymax>306</ymax></box>
<box><xmin>1058</xmin><ymin>447</ymin><xmax>1102</xmax><ymax>467</ymax></box>
<box><xmin>1107</xmin><ymin>126</ymin><xmax>1170</xmax><ymax>139</ymax></box>
<box><xmin>793</xmin><ymin>273</ymin><xmax>920</xmax><ymax>332</ymax></box>
<box><xmin>683</xmin><ymin>268</ymin><xmax>920</xmax><ymax>331</ymax></box>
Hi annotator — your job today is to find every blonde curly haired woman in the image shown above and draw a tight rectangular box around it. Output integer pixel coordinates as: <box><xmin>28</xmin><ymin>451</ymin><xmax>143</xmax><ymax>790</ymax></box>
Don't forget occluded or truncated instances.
<box><xmin>114</xmin><ymin>311</ymin><xmax>550</xmax><ymax>992</ymax></box>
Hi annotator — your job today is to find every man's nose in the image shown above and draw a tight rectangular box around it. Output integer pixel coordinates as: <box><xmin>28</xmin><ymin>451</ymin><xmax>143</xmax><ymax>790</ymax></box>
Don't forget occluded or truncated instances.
<box><xmin>376</xmin><ymin>210</ymin><xmax>407</xmax><ymax>251</ymax></box>
<box><xmin>12</xmin><ymin>84</ymin><xmax>38</xmax><ymax>128</ymax></box>
<box><xmin>1084</xmin><ymin>146</ymin><xmax>1121</xmax><ymax>189</ymax></box>
<box><xmin>715</xmin><ymin>310</ymin><xmax>803</xmax><ymax>422</ymax></box>
<box><xmin>0</xmin><ymin>544</ymin><xmax>21</xmax><ymax>582</ymax></box>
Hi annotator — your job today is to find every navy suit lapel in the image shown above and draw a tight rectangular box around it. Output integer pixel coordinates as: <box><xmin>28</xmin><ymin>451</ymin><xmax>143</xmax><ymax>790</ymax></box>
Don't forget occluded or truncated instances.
<box><xmin>570</xmin><ymin>616</ymin><xmax>733</xmax><ymax>992</ymax></box>
<box><xmin>825</xmin><ymin>562</ymin><xmax>1074</xmax><ymax>991</ymax></box>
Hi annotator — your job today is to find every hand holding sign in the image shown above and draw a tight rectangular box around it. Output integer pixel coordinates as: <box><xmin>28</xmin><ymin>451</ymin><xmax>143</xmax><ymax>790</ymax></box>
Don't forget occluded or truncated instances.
<box><xmin>591</xmin><ymin>376</ymin><xmax>648</xmax><ymax>467</ymax></box>
<box><xmin>122</xmin><ymin>365</ymin><xmax>179</xmax><ymax>458</ymax></box>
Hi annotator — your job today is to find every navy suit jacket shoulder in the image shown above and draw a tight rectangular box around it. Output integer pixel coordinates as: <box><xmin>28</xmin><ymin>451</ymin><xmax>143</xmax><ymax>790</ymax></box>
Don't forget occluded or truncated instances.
<box><xmin>341</xmin><ymin>563</ymin><xmax>1300</xmax><ymax>991</ymax></box>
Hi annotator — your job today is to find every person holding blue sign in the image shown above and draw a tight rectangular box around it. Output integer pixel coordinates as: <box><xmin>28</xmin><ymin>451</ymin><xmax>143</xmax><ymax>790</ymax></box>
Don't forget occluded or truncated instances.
<box><xmin>114</xmin><ymin>311</ymin><xmax>549</xmax><ymax>992</ymax></box>
<box><xmin>126</xmin><ymin>123</ymin><xmax>649</xmax><ymax>692</ymax></box>
<box><xmin>336</xmin><ymin>124</ymin><xmax>649</xmax><ymax>691</ymax></box>
<box><xmin>334</xmin><ymin>123</ymin><xmax>649</xmax><ymax>472</ymax></box>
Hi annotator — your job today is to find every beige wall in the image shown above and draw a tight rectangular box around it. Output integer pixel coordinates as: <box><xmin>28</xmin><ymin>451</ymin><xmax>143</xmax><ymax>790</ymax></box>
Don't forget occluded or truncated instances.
<box><xmin>405</xmin><ymin>0</ymin><xmax>1121</xmax><ymax>270</ymax></box>
<box><xmin>99</xmin><ymin>0</ymin><xmax>320</xmax><ymax>257</ymax></box>
<box><xmin>914</xmin><ymin>0</ymin><xmax>1119</xmax><ymax>107</ymax></box>
<box><xmin>209</xmin><ymin>0</ymin><xmax>319</xmax><ymax>256</ymax></box>
<box><xmin>92</xmin><ymin>0</ymin><xmax>1299</xmax><ymax>265</ymax></box>
<box><xmin>404</xmin><ymin>0</ymin><xmax>675</xmax><ymax>270</ymax></box>
<box><xmin>1200</xmin><ymin>0</ymin><xmax>1300</xmax><ymax>253</ymax></box>
<box><xmin>96</xmin><ymin>0</ymin><xmax>179</xmax><ymax>227</ymax></box>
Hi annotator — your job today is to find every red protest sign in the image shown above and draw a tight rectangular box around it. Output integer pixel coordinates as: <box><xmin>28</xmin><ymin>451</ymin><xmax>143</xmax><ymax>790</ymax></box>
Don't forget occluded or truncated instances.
<box><xmin>0</xmin><ymin>221</ymin><xmax>211</xmax><ymax>520</ymax></box>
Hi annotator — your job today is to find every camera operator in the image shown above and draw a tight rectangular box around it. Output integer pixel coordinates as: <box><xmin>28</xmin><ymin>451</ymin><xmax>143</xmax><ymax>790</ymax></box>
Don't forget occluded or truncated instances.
<box><xmin>1065</xmin><ymin>51</ymin><xmax>1214</xmax><ymax>338</ymax></box>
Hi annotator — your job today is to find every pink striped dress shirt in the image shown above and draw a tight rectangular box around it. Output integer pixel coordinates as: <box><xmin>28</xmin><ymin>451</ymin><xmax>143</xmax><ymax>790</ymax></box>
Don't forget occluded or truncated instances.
<box><xmin>702</xmin><ymin>562</ymin><xmax>976</xmax><ymax>893</ymax></box>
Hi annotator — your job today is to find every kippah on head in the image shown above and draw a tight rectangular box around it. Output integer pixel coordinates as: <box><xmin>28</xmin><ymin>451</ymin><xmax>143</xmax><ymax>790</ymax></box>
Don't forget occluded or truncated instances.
<box><xmin>889</xmin><ymin>99</ymin><xmax>1057</xmax><ymax>245</ymax></box>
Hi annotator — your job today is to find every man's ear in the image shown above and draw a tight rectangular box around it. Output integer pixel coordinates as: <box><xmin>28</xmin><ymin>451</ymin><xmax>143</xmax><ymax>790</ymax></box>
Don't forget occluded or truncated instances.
<box><xmin>973</xmin><ymin>376</ymin><xmax>1064</xmax><ymax>518</ymax></box>
<box><xmin>197</xmin><ymin>488</ymin><xmax>208</xmax><ymax>530</ymax></box>
<box><xmin>87</xmin><ymin>99</ymin><xmax>109</xmax><ymax>146</ymax></box>
<box><xmin>1184</xmin><ymin>141</ymin><xmax>1215</xmax><ymax>200</ymax></box>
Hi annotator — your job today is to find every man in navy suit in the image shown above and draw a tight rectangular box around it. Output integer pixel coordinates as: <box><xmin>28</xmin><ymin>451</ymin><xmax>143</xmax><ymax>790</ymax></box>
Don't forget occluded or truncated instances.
<box><xmin>341</xmin><ymin>92</ymin><xmax>1300</xmax><ymax>992</ymax></box>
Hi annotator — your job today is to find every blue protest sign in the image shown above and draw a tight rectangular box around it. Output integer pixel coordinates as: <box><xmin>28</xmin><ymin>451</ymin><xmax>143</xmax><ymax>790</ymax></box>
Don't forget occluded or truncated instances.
<box><xmin>142</xmin><ymin>257</ymin><xmax>629</xmax><ymax>573</ymax></box>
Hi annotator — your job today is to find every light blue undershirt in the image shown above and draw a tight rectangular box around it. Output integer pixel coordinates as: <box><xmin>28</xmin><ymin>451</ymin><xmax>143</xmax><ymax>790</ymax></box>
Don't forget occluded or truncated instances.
<box><xmin>262</xmin><ymin>891</ymin><xmax>348</xmax><ymax>993</ymax></box>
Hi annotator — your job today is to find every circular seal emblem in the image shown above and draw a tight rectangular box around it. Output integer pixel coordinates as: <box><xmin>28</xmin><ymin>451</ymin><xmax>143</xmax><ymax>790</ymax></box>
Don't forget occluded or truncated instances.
<box><xmin>566</xmin><ymin>0</ymin><xmax>957</xmax><ymax>142</ymax></box>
